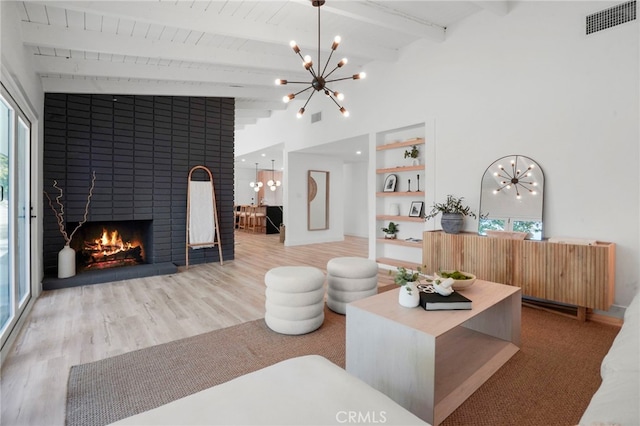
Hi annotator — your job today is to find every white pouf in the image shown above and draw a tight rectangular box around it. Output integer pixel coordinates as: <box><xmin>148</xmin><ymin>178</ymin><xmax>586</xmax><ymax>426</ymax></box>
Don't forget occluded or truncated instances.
<box><xmin>264</xmin><ymin>266</ymin><xmax>325</xmax><ymax>335</ymax></box>
<box><xmin>326</xmin><ymin>257</ymin><xmax>378</xmax><ymax>314</ymax></box>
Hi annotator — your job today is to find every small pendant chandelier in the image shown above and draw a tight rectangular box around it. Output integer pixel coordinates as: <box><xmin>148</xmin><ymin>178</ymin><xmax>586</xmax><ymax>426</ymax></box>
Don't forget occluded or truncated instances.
<box><xmin>276</xmin><ymin>0</ymin><xmax>366</xmax><ymax>118</ymax></box>
<box><xmin>249</xmin><ymin>163</ymin><xmax>263</xmax><ymax>193</ymax></box>
<box><xmin>267</xmin><ymin>159</ymin><xmax>281</xmax><ymax>191</ymax></box>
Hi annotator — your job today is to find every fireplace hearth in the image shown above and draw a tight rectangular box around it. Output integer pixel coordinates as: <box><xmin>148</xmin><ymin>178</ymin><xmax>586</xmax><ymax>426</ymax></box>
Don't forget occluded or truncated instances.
<box><xmin>42</xmin><ymin>219</ymin><xmax>178</xmax><ymax>290</ymax></box>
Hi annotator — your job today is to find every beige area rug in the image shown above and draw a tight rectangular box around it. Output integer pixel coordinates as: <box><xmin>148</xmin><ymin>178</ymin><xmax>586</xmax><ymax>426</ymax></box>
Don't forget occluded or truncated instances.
<box><xmin>66</xmin><ymin>299</ymin><xmax>620</xmax><ymax>426</ymax></box>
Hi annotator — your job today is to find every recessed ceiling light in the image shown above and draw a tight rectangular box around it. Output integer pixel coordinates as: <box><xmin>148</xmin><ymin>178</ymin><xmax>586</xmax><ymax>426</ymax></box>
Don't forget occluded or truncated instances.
<box><xmin>261</xmin><ymin>153</ymin><xmax>266</xmax><ymax>157</ymax></box>
<box><xmin>241</xmin><ymin>158</ymin><xmax>246</xmax><ymax>162</ymax></box>
<box><xmin>356</xmin><ymin>151</ymin><xmax>362</xmax><ymax>155</ymax></box>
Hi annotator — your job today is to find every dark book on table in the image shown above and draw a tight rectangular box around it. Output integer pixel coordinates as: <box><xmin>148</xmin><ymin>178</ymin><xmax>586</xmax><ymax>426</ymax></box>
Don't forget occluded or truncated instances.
<box><xmin>419</xmin><ymin>289</ymin><xmax>472</xmax><ymax>311</ymax></box>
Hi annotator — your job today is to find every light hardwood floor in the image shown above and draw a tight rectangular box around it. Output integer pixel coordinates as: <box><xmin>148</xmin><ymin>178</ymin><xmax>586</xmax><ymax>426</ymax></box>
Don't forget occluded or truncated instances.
<box><xmin>1</xmin><ymin>231</ymin><xmax>393</xmax><ymax>426</ymax></box>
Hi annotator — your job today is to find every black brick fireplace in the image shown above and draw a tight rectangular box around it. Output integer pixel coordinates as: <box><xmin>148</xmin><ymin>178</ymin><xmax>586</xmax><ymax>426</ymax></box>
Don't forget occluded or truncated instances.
<box><xmin>43</xmin><ymin>94</ymin><xmax>235</xmax><ymax>289</ymax></box>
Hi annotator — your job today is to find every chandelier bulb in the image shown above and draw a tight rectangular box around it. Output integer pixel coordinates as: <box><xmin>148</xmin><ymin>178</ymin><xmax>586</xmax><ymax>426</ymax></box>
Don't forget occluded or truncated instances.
<box><xmin>276</xmin><ymin>181</ymin><xmax>281</xmax><ymax>186</ymax></box>
<box><xmin>340</xmin><ymin>107</ymin><xmax>349</xmax><ymax>117</ymax></box>
<box><xmin>303</xmin><ymin>57</ymin><xmax>313</xmax><ymax>70</ymax></box>
<box><xmin>250</xmin><ymin>182</ymin><xmax>255</xmax><ymax>188</ymax></box>
<box><xmin>258</xmin><ymin>182</ymin><xmax>263</xmax><ymax>188</ymax></box>
<box><xmin>290</xmin><ymin>40</ymin><xmax>300</xmax><ymax>53</ymax></box>
<box><xmin>331</xmin><ymin>36</ymin><xmax>341</xmax><ymax>50</ymax></box>
<box><xmin>297</xmin><ymin>108</ymin><xmax>305</xmax><ymax>118</ymax></box>
<box><xmin>270</xmin><ymin>185</ymin><xmax>276</xmax><ymax>191</ymax></box>
<box><xmin>254</xmin><ymin>186</ymin><xmax>260</xmax><ymax>192</ymax></box>
<box><xmin>283</xmin><ymin>94</ymin><xmax>295</xmax><ymax>103</ymax></box>
<box><xmin>338</xmin><ymin>58</ymin><xmax>348</xmax><ymax>67</ymax></box>
<box><xmin>334</xmin><ymin>91</ymin><xmax>344</xmax><ymax>101</ymax></box>
<box><xmin>275</xmin><ymin>79</ymin><xmax>287</xmax><ymax>85</ymax></box>
<box><xmin>267</xmin><ymin>180</ymin><xmax>275</xmax><ymax>187</ymax></box>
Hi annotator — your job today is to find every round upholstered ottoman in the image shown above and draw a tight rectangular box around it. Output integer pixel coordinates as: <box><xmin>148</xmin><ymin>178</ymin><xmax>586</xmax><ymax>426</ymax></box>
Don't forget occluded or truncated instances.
<box><xmin>326</xmin><ymin>257</ymin><xmax>378</xmax><ymax>314</ymax></box>
<box><xmin>264</xmin><ymin>266</ymin><xmax>325</xmax><ymax>335</ymax></box>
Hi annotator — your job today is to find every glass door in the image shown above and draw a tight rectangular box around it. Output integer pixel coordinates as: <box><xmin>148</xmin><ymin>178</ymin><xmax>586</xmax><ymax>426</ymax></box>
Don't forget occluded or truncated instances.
<box><xmin>0</xmin><ymin>95</ymin><xmax>10</xmax><ymax>334</ymax></box>
<box><xmin>0</xmin><ymin>85</ymin><xmax>32</xmax><ymax>349</ymax></box>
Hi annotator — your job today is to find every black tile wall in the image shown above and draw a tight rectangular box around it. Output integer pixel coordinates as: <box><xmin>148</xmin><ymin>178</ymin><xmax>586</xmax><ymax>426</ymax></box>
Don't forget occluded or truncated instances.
<box><xmin>43</xmin><ymin>94</ymin><xmax>235</xmax><ymax>278</ymax></box>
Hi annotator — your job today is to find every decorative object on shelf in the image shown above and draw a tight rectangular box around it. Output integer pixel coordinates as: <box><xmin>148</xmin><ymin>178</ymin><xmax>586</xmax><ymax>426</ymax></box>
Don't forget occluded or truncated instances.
<box><xmin>267</xmin><ymin>159</ymin><xmax>282</xmax><ymax>191</ymax></box>
<box><xmin>407</xmin><ymin>178</ymin><xmax>411</xmax><ymax>192</ymax></box>
<box><xmin>275</xmin><ymin>0</ymin><xmax>366</xmax><ymax>118</ymax></box>
<box><xmin>250</xmin><ymin>163</ymin><xmax>263</xmax><ymax>193</ymax></box>
<box><xmin>434</xmin><ymin>270</ymin><xmax>477</xmax><ymax>290</ymax></box>
<box><xmin>383</xmin><ymin>174</ymin><xmax>397</xmax><ymax>192</ymax></box>
<box><xmin>388</xmin><ymin>203</ymin><xmax>400</xmax><ymax>216</ymax></box>
<box><xmin>43</xmin><ymin>170</ymin><xmax>96</xmax><ymax>279</ymax></box>
<box><xmin>391</xmin><ymin>266</ymin><xmax>422</xmax><ymax>308</ymax></box>
<box><xmin>404</xmin><ymin>145</ymin><xmax>420</xmax><ymax>166</ymax></box>
<box><xmin>381</xmin><ymin>221</ymin><xmax>399</xmax><ymax>239</ymax></box>
<box><xmin>416</xmin><ymin>174</ymin><xmax>420</xmax><ymax>192</ymax></box>
<box><xmin>425</xmin><ymin>195</ymin><xmax>477</xmax><ymax>234</ymax></box>
<box><xmin>409</xmin><ymin>201</ymin><xmax>424</xmax><ymax>217</ymax></box>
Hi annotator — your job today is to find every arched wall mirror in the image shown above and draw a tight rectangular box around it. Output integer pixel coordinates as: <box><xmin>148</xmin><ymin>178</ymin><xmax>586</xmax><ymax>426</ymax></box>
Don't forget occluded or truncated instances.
<box><xmin>479</xmin><ymin>155</ymin><xmax>545</xmax><ymax>240</ymax></box>
<box><xmin>308</xmin><ymin>170</ymin><xmax>329</xmax><ymax>231</ymax></box>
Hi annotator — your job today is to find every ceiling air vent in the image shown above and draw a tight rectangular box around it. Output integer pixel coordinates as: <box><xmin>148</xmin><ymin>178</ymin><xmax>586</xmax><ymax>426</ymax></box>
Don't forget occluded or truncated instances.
<box><xmin>311</xmin><ymin>112</ymin><xmax>322</xmax><ymax>123</ymax></box>
<box><xmin>586</xmin><ymin>0</ymin><xmax>636</xmax><ymax>34</ymax></box>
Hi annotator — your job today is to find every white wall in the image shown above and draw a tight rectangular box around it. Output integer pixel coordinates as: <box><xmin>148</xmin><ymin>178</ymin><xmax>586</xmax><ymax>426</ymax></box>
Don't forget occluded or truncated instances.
<box><xmin>237</xmin><ymin>1</ymin><xmax>639</xmax><ymax>311</ymax></box>
<box><xmin>285</xmin><ymin>152</ymin><xmax>344</xmax><ymax>246</ymax></box>
<box><xmin>344</xmin><ymin>161</ymin><xmax>368</xmax><ymax>238</ymax></box>
<box><xmin>235</xmin><ymin>167</ymin><xmax>259</xmax><ymax>205</ymax></box>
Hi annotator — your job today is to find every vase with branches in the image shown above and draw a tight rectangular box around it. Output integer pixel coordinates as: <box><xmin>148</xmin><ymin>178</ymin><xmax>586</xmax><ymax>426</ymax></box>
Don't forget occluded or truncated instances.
<box><xmin>44</xmin><ymin>171</ymin><xmax>96</xmax><ymax>278</ymax></box>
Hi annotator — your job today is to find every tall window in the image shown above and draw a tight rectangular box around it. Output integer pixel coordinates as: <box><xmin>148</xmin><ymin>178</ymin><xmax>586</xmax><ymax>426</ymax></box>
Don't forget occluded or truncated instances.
<box><xmin>0</xmin><ymin>84</ymin><xmax>32</xmax><ymax>350</ymax></box>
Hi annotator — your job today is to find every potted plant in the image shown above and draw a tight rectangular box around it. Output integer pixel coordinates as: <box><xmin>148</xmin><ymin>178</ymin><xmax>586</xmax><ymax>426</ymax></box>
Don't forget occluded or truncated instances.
<box><xmin>381</xmin><ymin>221</ymin><xmax>399</xmax><ymax>239</ymax></box>
<box><xmin>424</xmin><ymin>195</ymin><xmax>477</xmax><ymax>234</ymax></box>
<box><xmin>404</xmin><ymin>145</ymin><xmax>420</xmax><ymax>166</ymax></box>
<box><xmin>390</xmin><ymin>266</ymin><xmax>422</xmax><ymax>307</ymax></box>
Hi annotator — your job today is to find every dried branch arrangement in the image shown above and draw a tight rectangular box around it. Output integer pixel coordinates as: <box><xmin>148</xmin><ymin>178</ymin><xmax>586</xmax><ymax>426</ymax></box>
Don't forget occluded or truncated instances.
<box><xmin>44</xmin><ymin>171</ymin><xmax>96</xmax><ymax>245</ymax></box>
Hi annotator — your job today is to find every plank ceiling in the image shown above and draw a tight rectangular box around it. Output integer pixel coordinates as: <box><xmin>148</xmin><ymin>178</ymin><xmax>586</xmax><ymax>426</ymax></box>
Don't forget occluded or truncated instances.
<box><xmin>16</xmin><ymin>1</ymin><xmax>507</xmax><ymax>134</ymax></box>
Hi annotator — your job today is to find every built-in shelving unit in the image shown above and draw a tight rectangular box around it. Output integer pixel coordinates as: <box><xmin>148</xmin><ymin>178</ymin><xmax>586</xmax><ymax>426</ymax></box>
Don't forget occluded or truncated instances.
<box><xmin>376</xmin><ymin>165</ymin><xmax>424</xmax><ymax>174</ymax></box>
<box><xmin>376</xmin><ymin>191</ymin><xmax>425</xmax><ymax>197</ymax></box>
<box><xmin>374</xmin><ymin>125</ymin><xmax>427</xmax><ymax>268</ymax></box>
<box><xmin>376</xmin><ymin>215</ymin><xmax>424</xmax><ymax>222</ymax></box>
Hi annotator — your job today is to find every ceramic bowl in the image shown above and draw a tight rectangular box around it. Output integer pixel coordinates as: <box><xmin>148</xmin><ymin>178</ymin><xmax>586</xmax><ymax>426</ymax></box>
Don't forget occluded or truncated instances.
<box><xmin>434</xmin><ymin>270</ymin><xmax>476</xmax><ymax>290</ymax></box>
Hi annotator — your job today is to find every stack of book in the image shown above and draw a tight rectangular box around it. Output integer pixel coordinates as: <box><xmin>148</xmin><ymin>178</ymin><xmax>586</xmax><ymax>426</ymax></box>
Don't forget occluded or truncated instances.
<box><xmin>418</xmin><ymin>286</ymin><xmax>472</xmax><ymax>311</ymax></box>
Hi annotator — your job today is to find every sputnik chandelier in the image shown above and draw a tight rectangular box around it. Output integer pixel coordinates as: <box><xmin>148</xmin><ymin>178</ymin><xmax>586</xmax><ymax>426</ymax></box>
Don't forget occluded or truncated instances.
<box><xmin>493</xmin><ymin>158</ymin><xmax>538</xmax><ymax>199</ymax></box>
<box><xmin>267</xmin><ymin>160</ymin><xmax>282</xmax><ymax>191</ymax></box>
<box><xmin>249</xmin><ymin>162</ymin><xmax>263</xmax><ymax>193</ymax></box>
<box><xmin>275</xmin><ymin>0</ymin><xmax>366</xmax><ymax>118</ymax></box>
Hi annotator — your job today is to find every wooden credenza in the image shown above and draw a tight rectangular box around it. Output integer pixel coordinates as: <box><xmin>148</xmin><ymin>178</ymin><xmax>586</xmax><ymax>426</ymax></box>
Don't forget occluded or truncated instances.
<box><xmin>422</xmin><ymin>231</ymin><xmax>615</xmax><ymax>315</ymax></box>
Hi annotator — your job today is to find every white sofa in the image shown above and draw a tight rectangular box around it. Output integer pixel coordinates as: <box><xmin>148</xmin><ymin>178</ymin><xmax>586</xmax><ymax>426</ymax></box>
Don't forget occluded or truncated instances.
<box><xmin>110</xmin><ymin>355</ymin><xmax>429</xmax><ymax>426</ymax></box>
<box><xmin>579</xmin><ymin>291</ymin><xmax>640</xmax><ymax>425</ymax></box>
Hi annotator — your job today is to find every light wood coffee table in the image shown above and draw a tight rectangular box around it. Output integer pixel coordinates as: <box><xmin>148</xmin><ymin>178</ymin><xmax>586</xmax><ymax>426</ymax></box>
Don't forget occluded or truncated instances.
<box><xmin>346</xmin><ymin>280</ymin><xmax>521</xmax><ymax>426</ymax></box>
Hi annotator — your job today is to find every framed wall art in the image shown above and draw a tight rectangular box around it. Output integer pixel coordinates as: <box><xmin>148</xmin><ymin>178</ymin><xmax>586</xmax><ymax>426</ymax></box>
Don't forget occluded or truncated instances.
<box><xmin>409</xmin><ymin>201</ymin><xmax>424</xmax><ymax>217</ymax></box>
<box><xmin>383</xmin><ymin>174</ymin><xmax>397</xmax><ymax>192</ymax></box>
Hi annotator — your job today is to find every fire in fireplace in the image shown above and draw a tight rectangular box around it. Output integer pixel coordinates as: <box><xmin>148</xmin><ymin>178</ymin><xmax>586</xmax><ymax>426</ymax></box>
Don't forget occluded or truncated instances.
<box><xmin>71</xmin><ymin>220</ymin><xmax>152</xmax><ymax>272</ymax></box>
<box><xmin>83</xmin><ymin>228</ymin><xmax>143</xmax><ymax>270</ymax></box>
